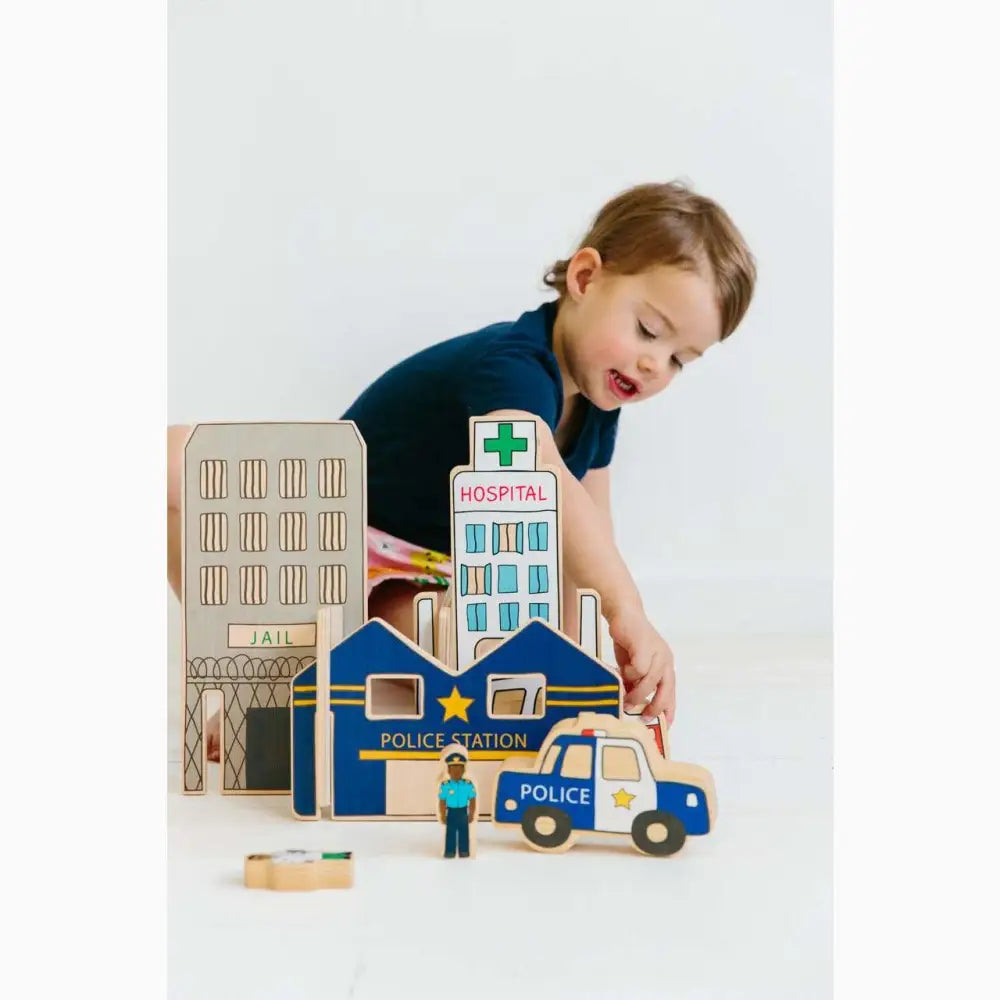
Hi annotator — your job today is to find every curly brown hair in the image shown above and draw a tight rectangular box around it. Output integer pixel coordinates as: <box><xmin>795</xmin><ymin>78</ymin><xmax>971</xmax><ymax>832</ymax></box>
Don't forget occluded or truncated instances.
<box><xmin>544</xmin><ymin>182</ymin><xmax>757</xmax><ymax>340</ymax></box>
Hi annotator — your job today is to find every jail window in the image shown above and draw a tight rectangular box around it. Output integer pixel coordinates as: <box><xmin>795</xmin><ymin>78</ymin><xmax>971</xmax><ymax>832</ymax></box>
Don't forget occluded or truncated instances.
<box><xmin>239</xmin><ymin>459</ymin><xmax>267</xmax><ymax>499</ymax></box>
<box><xmin>488</xmin><ymin>673</ymin><xmax>545</xmax><ymax>718</ymax></box>
<box><xmin>465</xmin><ymin>523</ymin><xmax>486</xmax><ymax>553</ymax></box>
<box><xmin>239</xmin><ymin>512</ymin><xmax>267</xmax><ymax>552</ymax></box>
<box><xmin>280</xmin><ymin>565</ymin><xmax>308</xmax><ymax>605</ymax></box>
<box><xmin>497</xmin><ymin>565</ymin><xmax>518</xmax><ymax>593</ymax></box>
<box><xmin>529</xmin><ymin>602</ymin><xmax>549</xmax><ymax>622</ymax></box>
<box><xmin>528</xmin><ymin>521</ymin><xmax>549</xmax><ymax>551</ymax></box>
<box><xmin>279</xmin><ymin>511</ymin><xmax>307</xmax><ymax>551</ymax></box>
<box><xmin>199</xmin><ymin>512</ymin><xmax>227</xmax><ymax>552</ymax></box>
<box><xmin>199</xmin><ymin>460</ymin><xmax>227</xmax><ymax>499</ymax></box>
<box><xmin>366</xmin><ymin>676</ymin><xmax>423</xmax><ymax>719</ymax></box>
<box><xmin>602</xmin><ymin>745</ymin><xmax>641</xmax><ymax>782</ymax></box>
<box><xmin>279</xmin><ymin>459</ymin><xmax>307</xmax><ymax>498</ymax></box>
<box><xmin>499</xmin><ymin>602</ymin><xmax>520</xmax><ymax>631</ymax></box>
<box><xmin>318</xmin><ymin>458</ymin><xmax>347</xmax><ymax>498</ymax></box>
<box><xmin>460</xmin><ymin>564</ymin><xmax>492</xmax><ymax>596</ymax></box>
<box><xmin>319</xmin><ymin>511</ymin><xmax>347</xmax><ymax>551</ymax></box>
<box><xmin>466</xmin><ymin>603</ymin><xmax>487</xmax><ymax>631</ymax></box>
<box><xmin>319</xmin><ymin>564</ymin><xmax>347</xmax><ymax>604</ymax></box>
<box><xmin>492</xmin><ymin>522</ymin><xmax>523</xmax><ymax>554</ymax></box>
<box><xmin>529</xmin><ymin>565</ymin><xmax>549</xmax><ymax>594</ymax></box>
<box><xmin>240</xmin><ymin>565</ymin><xmax>267</xmax><ymax>605</ymax></box>
<box><xmin>200</xmin><ymin>565</ymin><xmax>228</xmax><ymax>605</ymax></box>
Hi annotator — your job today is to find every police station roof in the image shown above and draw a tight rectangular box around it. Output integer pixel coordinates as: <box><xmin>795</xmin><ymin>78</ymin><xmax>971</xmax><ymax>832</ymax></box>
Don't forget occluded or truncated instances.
<box><xmin>327</xmin><ymin>617</ymin><xmax>620</xmax><ymax>693</ymax></box>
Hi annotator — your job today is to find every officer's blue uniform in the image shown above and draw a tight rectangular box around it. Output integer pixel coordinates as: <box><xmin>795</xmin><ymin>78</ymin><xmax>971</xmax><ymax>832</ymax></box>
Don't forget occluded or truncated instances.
<box><xmin>439</xmin><ymin>752</ymin><xmax>476</xmax><ymax>858</ymax></box>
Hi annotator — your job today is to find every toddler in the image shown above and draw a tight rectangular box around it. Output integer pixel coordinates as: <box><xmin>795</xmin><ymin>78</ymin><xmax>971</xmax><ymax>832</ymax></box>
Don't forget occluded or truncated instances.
<box><xmin>167</xmin><ymin>180</ymin><xmax>756</xmax><ymax>760</ymax></box>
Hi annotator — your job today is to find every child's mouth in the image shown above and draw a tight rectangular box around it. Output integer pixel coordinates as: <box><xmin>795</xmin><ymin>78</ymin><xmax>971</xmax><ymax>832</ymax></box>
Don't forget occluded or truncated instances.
<box><xmin>608</xmin><ymin>369</ymin><xmax>639</xmax><ymax>401</ymax></box>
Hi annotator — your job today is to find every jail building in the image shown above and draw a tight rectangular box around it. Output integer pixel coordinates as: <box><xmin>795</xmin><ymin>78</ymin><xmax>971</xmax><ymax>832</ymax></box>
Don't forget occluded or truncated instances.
<box><xmin>182</xmin><ymin>422</ymin><xmax>366</xmax><ymax>794</ymax></box>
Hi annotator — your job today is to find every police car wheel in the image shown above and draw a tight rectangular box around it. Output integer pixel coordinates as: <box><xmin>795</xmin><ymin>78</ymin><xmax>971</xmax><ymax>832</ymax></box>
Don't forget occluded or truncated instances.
<box><xmin>521</xmin><ymin>806</ymin><xmax>573</xmax><ymax>849</ymax></box>
<box><xmin>631</xmin><ymin>811</ymin><xmax>687</xmax><ymax>856</ymax></box>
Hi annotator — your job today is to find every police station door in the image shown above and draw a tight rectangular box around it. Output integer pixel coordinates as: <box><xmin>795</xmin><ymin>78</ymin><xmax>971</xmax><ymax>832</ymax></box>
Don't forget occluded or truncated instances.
<box><xmin>593</xmin><ymin>737</ymin><xmax>657</xmax><ymax>834</ymax></box>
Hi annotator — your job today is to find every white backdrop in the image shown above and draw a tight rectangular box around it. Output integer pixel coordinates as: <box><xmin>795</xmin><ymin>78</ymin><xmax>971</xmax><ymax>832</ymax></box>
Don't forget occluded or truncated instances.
<box><xmin>168</xmin><ymin>0</ymin><xmax>831</xmax><ymax>635</ymax></box>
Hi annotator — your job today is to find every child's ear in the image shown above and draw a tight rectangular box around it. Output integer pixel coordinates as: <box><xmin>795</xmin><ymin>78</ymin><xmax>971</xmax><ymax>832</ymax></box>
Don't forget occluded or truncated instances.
<box><xmin>566</xmin><ymin>247</ymin><xmax>603</xmax><ymax>300</ymax></box>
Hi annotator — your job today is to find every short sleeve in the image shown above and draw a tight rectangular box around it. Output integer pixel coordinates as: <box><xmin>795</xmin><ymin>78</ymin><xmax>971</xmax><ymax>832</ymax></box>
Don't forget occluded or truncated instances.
<box><xmin>591</xmin><ymin>412</ymin><xmax>620</xmax><ymax>469</ymax></box>
<box><xmin>438</xmin><ymin>782</ymin><xmax>448</xmax><ymax>801</ymax></box>
<box><xmin>459</xmin><ymin>344</ymin><xmax>561</xmax><ymax>432</ymax></box>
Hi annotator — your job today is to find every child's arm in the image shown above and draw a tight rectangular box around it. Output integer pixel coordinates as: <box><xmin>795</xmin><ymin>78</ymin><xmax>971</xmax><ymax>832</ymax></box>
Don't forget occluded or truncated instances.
<box><xmin>484</xmin><ymin>410</ymin><xmax>676</xmax><ymax>724</ymax></box>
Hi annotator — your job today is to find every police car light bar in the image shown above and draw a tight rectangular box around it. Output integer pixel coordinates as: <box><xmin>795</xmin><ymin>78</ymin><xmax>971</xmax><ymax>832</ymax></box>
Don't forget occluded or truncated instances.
<box><xmin>580</xmin><ymin>729</ymin><xmax>606</xmax><ymax>737</ymax></box>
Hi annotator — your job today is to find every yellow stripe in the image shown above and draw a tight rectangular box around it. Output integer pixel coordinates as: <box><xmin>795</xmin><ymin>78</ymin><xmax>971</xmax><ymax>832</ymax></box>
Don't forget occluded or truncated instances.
<box><xmin>546</xmin><ymin>685</ymin><xmax>619</xmax><ymax>693</ymax></box>
<box><xmin>359</xmin><ymin>750</ymin><xmax>538</xmax><ymax>761</ymax></box>
<box><xmin>546</xmin><ymin>698</ymin><xmax>619</xmax><ymax>707</ymax></box>
<box><xmin>293</xmin><ymin>685</ymin><xmax>317</xmax><ymax>692</ymax></box>
<box><xmin>293</xmin><ymin>699</ymin><xmax>316</xmax><ymax>706</ymax></box>
<box><xmin>329</xmin><ymin>684</ymin><xmax>365</xmax><ymax>691</ymax></box>
<box><xmin>329</xmin><ymin>698</ymin><xmax>365</xmax><ymax>706</ymax></box>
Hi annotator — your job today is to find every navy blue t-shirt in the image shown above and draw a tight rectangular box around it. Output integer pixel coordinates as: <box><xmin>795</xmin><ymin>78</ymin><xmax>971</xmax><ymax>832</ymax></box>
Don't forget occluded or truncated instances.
<box><xmin>341</xmin><ymin>300</ymin><xmax>620</xmax><ymax>555</ymax></box>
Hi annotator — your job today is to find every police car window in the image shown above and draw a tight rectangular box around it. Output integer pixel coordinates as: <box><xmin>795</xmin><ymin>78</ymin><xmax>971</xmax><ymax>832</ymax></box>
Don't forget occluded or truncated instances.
<box><xmin>560</xmin><ymin>744</ymin><xmax>593</xmax><ymax>780</ymax></box>
<box><xmin>602</xmin><ymin>745</ymin><xmax>640</xmax><ymax>782</ymax></box>
<box><xmin>366</xmin><ymin>676</ymin><xmax>422</xmax><ymax>718</ymax></box>
<box><xmin>487</xmin><ymin>674</ymin><xmax>545</xmax><ymax>718</ymax></box>
<box><xmin>539</xmin><ymin>744</ymin><xmax>562</xmax><ymax>774</ymax></box>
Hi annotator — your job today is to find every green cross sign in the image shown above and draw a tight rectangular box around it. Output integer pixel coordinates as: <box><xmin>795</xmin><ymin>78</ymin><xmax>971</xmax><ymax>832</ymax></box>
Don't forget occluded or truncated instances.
<box><xmin>483</xmin><ymin>423</ymin><xmax>529</xmax><ymax>466</ymax></box>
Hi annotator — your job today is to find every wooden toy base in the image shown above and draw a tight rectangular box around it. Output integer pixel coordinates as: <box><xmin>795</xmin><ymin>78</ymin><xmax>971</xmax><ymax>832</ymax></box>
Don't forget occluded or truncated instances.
<box><xmin>244</xmin><ymin>851</ymin><xmax>354</xmax><ymax>891</ymax></box>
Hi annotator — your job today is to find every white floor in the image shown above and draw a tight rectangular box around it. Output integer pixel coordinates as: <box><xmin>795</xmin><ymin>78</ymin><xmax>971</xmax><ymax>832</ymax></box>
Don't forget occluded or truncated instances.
<box><xmin>168</xmin><ymin>598</ymin><xmax>832</xmax><ymax>1000</ymax></box>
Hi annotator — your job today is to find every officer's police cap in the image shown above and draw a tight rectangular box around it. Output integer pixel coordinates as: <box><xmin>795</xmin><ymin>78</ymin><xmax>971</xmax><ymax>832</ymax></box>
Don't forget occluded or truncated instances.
<box><xmin>445</xmin><ymin>750</ymin><xmax>468</xmax><ymax>764</ymax></box>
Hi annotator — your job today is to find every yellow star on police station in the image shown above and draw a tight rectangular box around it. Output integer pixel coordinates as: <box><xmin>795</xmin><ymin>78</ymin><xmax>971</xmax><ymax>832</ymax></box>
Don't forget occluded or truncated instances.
<box><xmin>612</xmin><ymin>787</ymin><xmax>636</xmax><ymax>809</ymax></box>
<box><xmin>437</xmin><ymin>685</ymin><xmax>474</xmax><ymax>722</ymax></box>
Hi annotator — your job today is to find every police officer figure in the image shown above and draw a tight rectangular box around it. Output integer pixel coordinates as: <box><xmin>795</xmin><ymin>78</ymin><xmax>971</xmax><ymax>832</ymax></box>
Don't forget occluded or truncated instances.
<box><xmin>438</xmin><ymin>745</ymin><xmax>477</xmax><ymax>858</ymax></box>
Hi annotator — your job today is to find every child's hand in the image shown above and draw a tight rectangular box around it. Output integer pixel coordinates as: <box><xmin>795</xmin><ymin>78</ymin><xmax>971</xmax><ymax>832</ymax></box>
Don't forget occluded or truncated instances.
<box><xmin>607</xmin><ymin>607</ymin><xmax>677</xmax><ymax>726</ymax></box>
<box><xmin>206</xmin><ymin>711</ymin><xmax>221</xmax><ymax>763</ymax></box>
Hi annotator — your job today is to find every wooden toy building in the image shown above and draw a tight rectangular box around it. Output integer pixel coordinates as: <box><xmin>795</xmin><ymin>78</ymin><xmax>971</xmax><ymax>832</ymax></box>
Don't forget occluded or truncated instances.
<box><xmin>181</xmin><ymin>422</ymin><xmax>366</xmax><ymax>794</ymax></box>
<box><xmin>291</xmin><ymin>417</ymin><xmax>665</xmax><ymax>821</ymax></box>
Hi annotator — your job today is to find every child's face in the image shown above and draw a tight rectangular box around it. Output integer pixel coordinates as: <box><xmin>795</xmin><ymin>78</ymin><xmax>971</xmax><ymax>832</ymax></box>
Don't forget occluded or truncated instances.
<box><xmin>559</xmin><ymin>254</ymin><xmax>722</xmax><ymax>410</ymax></box>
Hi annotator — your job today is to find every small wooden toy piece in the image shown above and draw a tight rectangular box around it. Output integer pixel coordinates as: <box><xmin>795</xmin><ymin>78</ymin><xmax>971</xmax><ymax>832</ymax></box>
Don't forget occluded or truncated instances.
<box><xmin>244</xmin><ymin>850</ymin><xmax>354</xmax><ymax>891</ymax></box>
<box><xmin>492</xmin><ymin>713</ymin><xmax>716</xmax><ymax>857</ymax></box>
<box><xmin>436</xmin><ymin>743</ymin><xmax>478</xmax><ymax>858</ymax></box>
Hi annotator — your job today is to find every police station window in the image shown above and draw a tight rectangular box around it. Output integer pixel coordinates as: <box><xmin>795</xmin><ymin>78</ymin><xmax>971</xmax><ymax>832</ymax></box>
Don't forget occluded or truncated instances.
<box><xmin>460</xmin><ymin>564</ymin><xmax>492</xmax><ymax>596</ymax></box>
<box><xmin>529</xmin><ymin>603</ymin><xmax>549</xmax><ymax>622</ymax></box>
<box><xmin>602</xmin><ymin>745</ymin><xmax>641</xmax><ymax>782</ymax></box>
<box><xmin>528</xmin><ymin>565</ymin><xmax>549</xmax><ymax>594</ymax></box>
<box><xmin>465</xmin><ymin>523</ymin><xmax>486</xmax><ymax>553</ymax></box>
<box><xmin>497</xmin><ymin>564</ymin><xmax>518</xmax><ymax>593</ymax></box>
<box><xmin>493</xmin><ymin>522</ymin><xmax>523</xmax><ymax>554</ymax></box>
<box><xmin>366</xmin><ymin>675</ymin><xmax>423</xmax><ymax>719</ymax></box>
<box><xmin>488</xmin><ymin>673</ymin><xmax>545</xmax><ymax>718</ymax></box>
<box><xmin>528</xmin><ymin>521</ymin><xmax>548</xmax><ymax>551</ymax></box>
<box><xmin>499</xmin><ymin>602</ymin><xmax>520</xmax><ymax>631</ymax></box>
<box><xmin>560</xmin><ymin>743</ymin><xmax>593</xmax><ymax>780</ymax></box>
<box><xmin>466</xmin><ymin>603</ymin><xmax>487</xmax><ymax>631</ymax></box>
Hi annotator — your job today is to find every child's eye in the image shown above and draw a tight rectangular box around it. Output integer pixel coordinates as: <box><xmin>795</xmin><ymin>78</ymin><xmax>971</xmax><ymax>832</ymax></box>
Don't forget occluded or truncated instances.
<box><xmin>636</xmin><ymin>320</ymin><xmax>656</xmax><ymax>340</ymax></box>
<box><xmin>671</xmin><ymin>356</ymin><xmax>685</xmax><ymax>371</ymax></box>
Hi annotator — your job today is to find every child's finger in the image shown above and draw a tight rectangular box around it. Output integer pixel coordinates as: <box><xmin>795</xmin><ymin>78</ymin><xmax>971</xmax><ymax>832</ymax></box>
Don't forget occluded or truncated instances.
<box><xmin>623</xmin><ymin>666</ymin><xmax>660</xmax><ymax>710</ymax></box>
<box><xmin>644</xmin><ymin>675</ymin><xmax>675</xmax><ymax>723</ymax></box>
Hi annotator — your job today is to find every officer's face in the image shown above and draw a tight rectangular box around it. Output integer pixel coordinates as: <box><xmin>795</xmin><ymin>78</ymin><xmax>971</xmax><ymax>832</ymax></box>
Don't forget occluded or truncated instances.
<box><xmin>448</xmin><ymin>763</ymin><xmax>464</xmax><ymax>780</ymax></box>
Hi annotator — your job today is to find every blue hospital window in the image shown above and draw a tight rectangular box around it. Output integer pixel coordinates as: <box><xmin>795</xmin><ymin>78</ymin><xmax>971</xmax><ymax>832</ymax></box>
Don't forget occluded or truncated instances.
<box><xmin>465</xmin><ymin>523</ymin><xmax>486</xmax><ymax>553</ymax></box>
<box><xmin>529</xmin><ymin>602</ymin><xmax>549</xmax><ymax>622</ymax></box>
<box><xmin>528</xmin><ymin>565</ymin><xmax>549</xmax><ymax>594</ymax></box>
<box><xmin>499</xmin><ymin>602</ymin><xmax>520</xmax><ymax>631</ymax></box>
<box><xmin>528</xmin><ymin>522</ymin><xmax>549</xmax><ymax>551</ymax></box>
<box><xmin>467</xmin><ymin>603</ymin><xmax>487</xmax><ymax>631</ymax></box>
<box><xmin>497</xmin><ymin>564</ymin><xmax>518</xmax><ymax>593</ymax></box>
